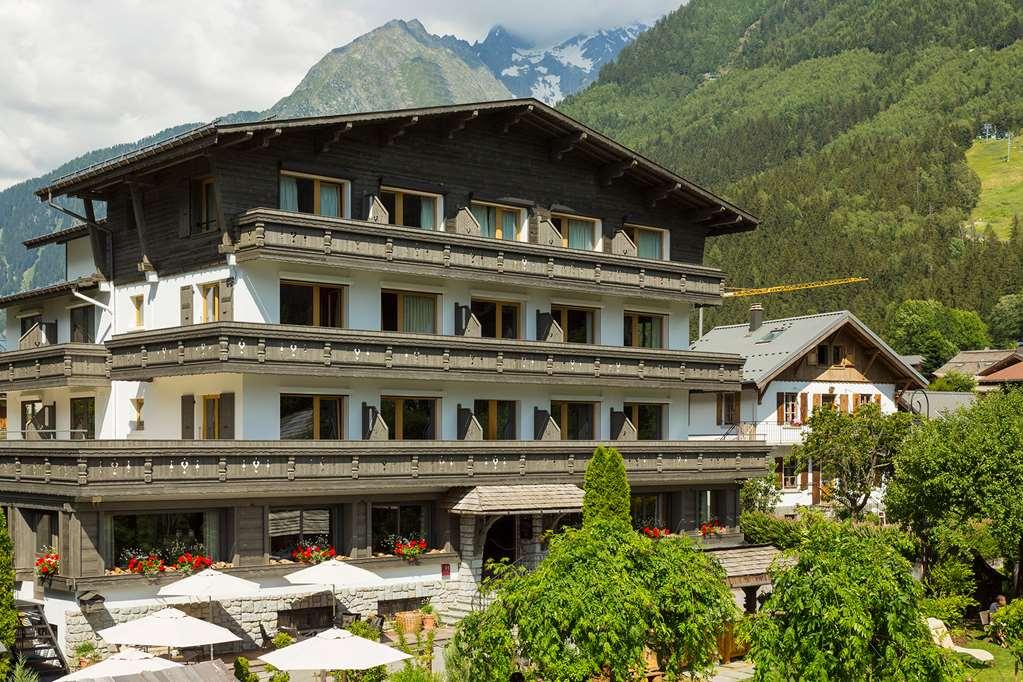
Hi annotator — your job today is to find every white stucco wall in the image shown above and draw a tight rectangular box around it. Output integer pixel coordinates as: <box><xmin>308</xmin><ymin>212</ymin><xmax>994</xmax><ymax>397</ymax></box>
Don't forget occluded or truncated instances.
<box><xmin>65</xmin><ymin>237</ymin><xmax>98</xmax><ymax>281</ymax></box>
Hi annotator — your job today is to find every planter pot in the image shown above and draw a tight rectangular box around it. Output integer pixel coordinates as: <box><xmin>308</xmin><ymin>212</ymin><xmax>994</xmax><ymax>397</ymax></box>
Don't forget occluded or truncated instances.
<box><xmin>78</xmin><ymin>658</ymin><xmax>94</xmax><ymax>670</ymax></box>
<box><xmin>394</xmin><ymin>611</ymin><xmax>423</xmax><ymax>635</ymax></box>
<box><xmin>421</xmin><ymin>614</ymin><xmax>437</xmax><ymax>631</ymax></box>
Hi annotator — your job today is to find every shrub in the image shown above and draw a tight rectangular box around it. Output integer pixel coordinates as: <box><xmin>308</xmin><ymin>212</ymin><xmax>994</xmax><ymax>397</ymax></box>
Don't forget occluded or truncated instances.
<box><xmin>991</xmin><ymin>599</ymin><xmax>1023</xmax><ymax>671</ymax></box>
<box><xmin>0</xmin><ymin>509</ymin><xmax>15</xmax><ymax>680</ymax></box>
<box><xmin>271</xmin><ymin>631</ymin><xmax>295</xmax><ymax>649</ymax></box>
<box><xmin>233</xmin><ymin>656</ymin><xmax>258</xmax><ymax>682</ymax></box>
<box><xmin>740</xmin><ymin>474</ymin><xmax>782</xmax><ymax>514</ymax></box>
<box><xmin>739</xmin><ymin>511</ymin><xmax>803</xmax><ymax>549</ymax></box>
<box><xmin>920</xmin><ymin>596</ymin><xmax>977</xmax><ymax>627</ymax></box>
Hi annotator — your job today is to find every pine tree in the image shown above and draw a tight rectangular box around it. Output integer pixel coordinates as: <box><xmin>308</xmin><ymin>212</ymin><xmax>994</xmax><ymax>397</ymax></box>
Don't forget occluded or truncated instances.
<box><xmin>582</xmin><ymin>445</ymin><xmax>631</xmax><ymax>531</ymax></box>
<box><xmin>0</xmin><ymin>510</ymin><xmax>17</xmax><ymax>678</ymax></box>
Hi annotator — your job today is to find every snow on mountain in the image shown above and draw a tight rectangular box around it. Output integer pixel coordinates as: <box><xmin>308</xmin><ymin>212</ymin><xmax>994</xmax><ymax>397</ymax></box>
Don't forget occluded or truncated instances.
<box><xmin>473</xmin><ymin>23</ymin><xmax>648</xmax><ymax>104</ymax></box>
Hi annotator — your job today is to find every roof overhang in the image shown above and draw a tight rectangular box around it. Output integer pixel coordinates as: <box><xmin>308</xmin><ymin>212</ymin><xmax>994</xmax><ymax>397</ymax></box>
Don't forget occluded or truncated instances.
<box><xmin>0</xmin><ymin>274</ymin><xmax>104</xmax><ymax>308</ymax></box>
<box><xmin>23</xmin><ymin>222</ymin><xmax>93</xmax><ymax>249</ymax></box>
<box><xmin>450</xmin><ymin>483</ymin><xmax>583</xmax><ymax>515</ymax></box>
<box><xmin>34</xmin><ymin>99</ymin><xmax>758</xmax><ymax>234</ymax></box>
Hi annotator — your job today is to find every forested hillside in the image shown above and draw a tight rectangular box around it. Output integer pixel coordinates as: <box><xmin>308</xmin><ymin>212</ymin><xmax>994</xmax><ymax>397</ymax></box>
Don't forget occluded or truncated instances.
<box><xmin>562</xmin><ymin>0</ymin><xmax>1023</xmax><ymax>337</ymax></box>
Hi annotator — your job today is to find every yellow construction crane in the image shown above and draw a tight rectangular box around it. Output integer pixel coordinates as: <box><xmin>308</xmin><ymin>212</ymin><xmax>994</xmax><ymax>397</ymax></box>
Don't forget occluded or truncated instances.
<box><xmin>722</xmin><ymin>277</ymin><xmax>868</xmax><ymax>298</ymax></box>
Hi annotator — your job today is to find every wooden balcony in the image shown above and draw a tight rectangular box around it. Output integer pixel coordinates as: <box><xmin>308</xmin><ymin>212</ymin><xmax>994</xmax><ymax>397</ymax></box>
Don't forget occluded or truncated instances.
<box><xmin>0</xmin><ymin>343</ymin><xmax>110</xmax><ymax>390</ymax></box>
<box><xmin>0</xmin><ymin>439</ymin><xmax>770</xmax><ymax>501</ymax></box>
<box><xmin>106</xmin><ymin>322</ymin><xmax>744</xmax><ymax>390</ymax></box>
<box><xmin>231</xmin><ymin>209</ymin><xmax>727</xmax><ymax>305</ymax></box>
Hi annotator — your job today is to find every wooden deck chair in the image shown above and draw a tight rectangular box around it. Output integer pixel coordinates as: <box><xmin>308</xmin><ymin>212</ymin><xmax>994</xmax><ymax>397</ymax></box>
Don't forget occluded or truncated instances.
<box><xmin>926</xmin><ymin>617</ymin><xmax>994</xmax><ymax>663</ymax></box>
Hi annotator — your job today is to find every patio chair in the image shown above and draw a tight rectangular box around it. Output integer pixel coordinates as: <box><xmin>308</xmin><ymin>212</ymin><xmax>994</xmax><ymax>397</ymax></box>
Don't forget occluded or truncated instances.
<box><xmin>979</xmin><ymin>609</ymin><xmax>991</xmax><ymax>626</ymax></box>
<box><xmin>926</xmin><ymin>617</ymin><xmax>994</xmax><ymax>663</ymax></box>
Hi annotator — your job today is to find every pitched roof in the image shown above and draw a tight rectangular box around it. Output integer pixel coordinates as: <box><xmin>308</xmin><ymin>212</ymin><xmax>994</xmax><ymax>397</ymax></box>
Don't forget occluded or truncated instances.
<box><xmin>978</xmin><ymin>357</ymin><xmax>1023</xmax><ymax>383</ymax></box>
<box><xmin>22</xmin><ymin>222</ymin><xmax>94</xmax><ymax>248</ymax></box>
<box><xmin>34</xmin><ymin>99</ymin><xmax>757</xmax><ymax>234</ymax></box>
<box><xmin>450</xmin><ymin>484</ymin><xmax>583</xmax><ymax>515</ymax></box>
<box><xmin>690</xmin><ymin>310</ymin><xmax>926</xmax><ymax>390</ymax></box>
<box><xmin>934</xmin><ymin>349</ymin><xmax>1022</xmax><ymax>378</ymax></box>
<box><xmin>704</xmin><ymin>544</ymin><xmax>787</xmax><ymax>587</ymax></box>
<box><xmin>0</xmin><ymin>274</ymin><xmax>104</xmax><ymax>308</ymax></box>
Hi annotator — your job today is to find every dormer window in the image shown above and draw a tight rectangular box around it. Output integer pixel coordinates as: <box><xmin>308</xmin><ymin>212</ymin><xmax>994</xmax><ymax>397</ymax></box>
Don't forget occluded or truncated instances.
<box><xmin>379</xmin><ymin>187</ymin><xmax>439</xmax><ymax>229</ymax></box>
<box><xmin>470</xmin><ymin>202</ymin><xmax>521</xmax><ymax>240</ymax></box>
<box><xmin>551</xmin><ymin>213</ymin><xmax>597</xmax><ymax>251</ymax></box>
<box><xmin>279</xmin><ymin>171</ymin><xmax>347</xmax><ymax>218</ymax></box>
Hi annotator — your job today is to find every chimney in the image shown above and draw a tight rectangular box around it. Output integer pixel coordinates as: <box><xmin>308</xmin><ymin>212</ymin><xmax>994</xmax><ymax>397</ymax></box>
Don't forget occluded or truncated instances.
<box><xmin>749</xmin><ymin>303</ymin><xmax>764</xmax><ymax>333</ymax></box>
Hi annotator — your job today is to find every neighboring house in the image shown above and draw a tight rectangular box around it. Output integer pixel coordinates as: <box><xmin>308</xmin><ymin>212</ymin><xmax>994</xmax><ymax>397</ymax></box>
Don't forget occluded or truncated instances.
<box><xmin>935</xmin><ymin>347</ymin><xmax>1023</xmax><ymax>392</ymax></box>
<box><xmin>690</xmin><ymin>305</ymin><xmax>927</xmax><ymax>512</ymax></box>
<box><xmin>0</xmin><ymin>98</ymin><xmax>771</xmax><ymax>661</ymax></box>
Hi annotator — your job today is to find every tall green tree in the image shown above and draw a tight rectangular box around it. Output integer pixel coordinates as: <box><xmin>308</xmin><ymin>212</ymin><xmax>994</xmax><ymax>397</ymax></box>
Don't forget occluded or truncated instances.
<box><xmin>928</xmin><ymin>371</ymin><xmax>977</xmax><ymax>392</ymax></box>
<box><xmin>0</xmin><ymin>509</ymin><xmax>16</xmax><ymax>679</ymax></box>
<box><xmin>791</xmin><ymin>402</ymin><xmax>914</xmax><ymax>518</ymax></box>
<box><xmin>886</xmin><ymin>300</ymin><xmax>991</xmax><ymax>373</ymax></box>
<box><xmin>447</xmin><ymin>447</ymin><xmax>737</xmax><ymax>681</ymax></box>
<box><xmin>742</xmin><ymin>516</ymin><xmax>964</xmax><ymax>680</ymax></box>
<box><xmin>886</xmin><ymin>389</ymin><xmax>1023</xmax><ymax>594</ymax></box>
<box><xmin>988</xmin><ymin>291</ymin><xmax>1023</xmax><ymax>347</ymax></box>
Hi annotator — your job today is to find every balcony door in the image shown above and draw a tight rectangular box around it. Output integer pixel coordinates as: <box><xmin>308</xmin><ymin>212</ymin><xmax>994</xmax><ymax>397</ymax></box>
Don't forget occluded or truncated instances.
<box><xmin>70</xmin><ymin>305</ymin><xmax>96</xmax><ymax>343</ymax></box>
<box><xmin>280</xmin><ymin>281</ymin><xmax>344</xmax><ymax>328</ymax></box>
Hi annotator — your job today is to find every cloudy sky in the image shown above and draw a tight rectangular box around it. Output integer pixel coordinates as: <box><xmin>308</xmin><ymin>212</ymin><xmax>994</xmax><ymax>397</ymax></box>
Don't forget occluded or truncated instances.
<box><xmin>0</xmin><ymin>0</ymin><xmax>677</xmax><ymax>190</ymax></box>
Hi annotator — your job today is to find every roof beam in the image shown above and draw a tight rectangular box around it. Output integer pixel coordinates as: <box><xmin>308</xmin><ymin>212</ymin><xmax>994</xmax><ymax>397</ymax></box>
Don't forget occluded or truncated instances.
<box><xmin>260</xmin><ymin>128</ymin><xmax>282</xmax><ymax>148</ymax></box>
<box><xmin>683</xmin><ymin>206</ymin><xmax>727</xmax><ymax>223</ymax></box>
<box><xmin>705</xmin><ymin>214</ymin><xmax>744</xmax><ymax>229</ymax></box>
<box><xmin>126</xmin><ymin>181</ymin><xmax>155</xmax><ymax>274</ymax></box>
<box><xmin>549</xmin><ymin>132</ymin><xmax>588</xmax><ymax>161</ymax></box>
<box><xmin>646</xmin><ymin>182</ymin><xmax>681</xmax><ymax>207</ymax></box>
<box><xmin>445</xmin><ymin>109</ymin><xmax>478</xmax><ymax>140</ymax></box>
<box><xmin>599</xmin><ymin>158</ymin><xmax>637</xmax><ymax>186</ymax></box>
<box><xmin>499</xmin><ymin>104</ymin><xmax>534</xmax><ymax>134</ymax></box>
<box><xmin>380</xmin><ymin>116</ymin><xmax>420</xmax><ymax>146</ymax></box>
<box><xmin>317</xmin><ymin>122</ymin><xmax>353</xmax><ymax>154</ymax></box>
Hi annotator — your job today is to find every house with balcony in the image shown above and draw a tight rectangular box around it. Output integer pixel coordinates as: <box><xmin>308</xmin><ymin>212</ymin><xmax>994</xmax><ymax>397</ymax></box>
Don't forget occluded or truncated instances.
<box><xmin>690</xmin><ymin>305</ymin><xmax>926</xmax><ymax>511</ymax></box>
<box><xmin>0</xmin><ymin>99</ymin><xmax>772</xmax><ymax>658</ymax></box>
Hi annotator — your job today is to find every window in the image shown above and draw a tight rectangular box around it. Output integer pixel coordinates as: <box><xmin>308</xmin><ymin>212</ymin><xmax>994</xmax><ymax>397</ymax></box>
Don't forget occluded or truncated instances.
<box><xmin>782</xmin><ymin>460</ymin><xmax>799</xmax><ymax>489</ymax></box>
<box><xmin>855</xmin><ymin>394</ymin><xmax>874</xmax><ymax>411</ymax></box>
<box><xmin>131</xmin><ymin>295</ymin><xmax>144</xmax><ymax>328</ymax></box>
<box><xmin>551</xmin><ymin>214</ymin><xmax>596</xmax><ymax>251</ymax></box>
<box><xmin>471</xmin><ymin>299</ymin><xmax>520</xmax><ymax>339</ymax></box>
<box><xmin>269</xmin><ymin>508</ymin><xmax>332</xmax><ymax>559</ymax></box>
<box><xmin>380</xmin><ymin>397</ymin><xmax>436</xmax><ymax>440</ymax></box>
<box><xmin>474</xmin><ymin>399</ymin><xmax>516</xmax><ymax>440</ymax></box>
<box><xmin>202</xmin><ymin>395</ymin><xmax>220</xmax><ymax>439</ymax></box>
<box><xmin>112</xmin><ymin>512</ymin><xmax>208</xmax><ymax>565</ymax></box>
<box><xmin>29</xmin><ymin>510</ymin><xmax>58</xmax><ymax>554</ymax></box>
<box><xmin>624</xmin><ymin>312</ymin><xmax>664</xmax><ymax>349</ymax></box>
<box><xmin>470</xmin><ymin>202</ymin><xmax>521</xmax><ymax>240</ymax></box>
<box><xmin>20</xmin><ymin>314</ymin><xmax>41</xmax><ymax>339</ymax></box>
<box><xmin>819</xmin><ymin>394</ymin><xmax>837</xmax><ymax>411</ymax></box>
<box><xmin>192</xmin><ymin>177</ymin><xmax>219</xmax><ymax>234</ymax></box>
<box><xmin>832</xmin><ymin>345</ymin><xmax>846</xmax><ymax>366</ymax></box>
<box><xmin>279</xmin><ymin>171</ymin><xmax>346</xmax><ymax>218</ymax></box>
<box><xmin>280</xmin><ymin>281</ymin><xmax>344</xmax><ymax>328</ymax></box>
<box><xmin>551</xmin><ymin>401</ymin><xmax>596</xmax><ymax>440</ymax></box>
<box><xmin>381</xmin><ymin>290</ymin><xmax>437</xmax><ymax>334</ymax></box>
<box><xmin>371</xmin><ymin>503</ymin><xmax>427</xmax><ymax>553</ymax></box>
<box><xmin>717</xmin><ymin>392</ymin><xmax>740</xmax><ymax>426</ymax></box>
<box><xmin>624</xmin><ymin>225</ymin><xmax>665</xmax><ymax>259</ymax></box>
<box><xmin>280</xmin><ymin>395</ymin><xmax>343</xmax><ymax>439</ymax></box>
<box><xmin>624</xmin><ymin>403</ymin><xmax>664</xmax><ymax>440</ymax></box>
<box><xmin>630</xmin><ymin>494</ymin><xmax>659</xmax><ymax>529</ymax></box>
<box><xmin>379</xmin><ymin>188</ymin><xmax>439</xmax><ymax>229</ymax></box>
<box><xmin>20</xmin><ymin>400</ymin><xmax>53</xmax><ymax>440</ymax></box>
<box><xmin>695</xmin><ymin>489</ymin><xmax>727</xmax><ymax>526</ymax></box>
<box><xmin>551</xmin><ymin>305</ymin><xmax>595</xmax><ymax>344</ymax></box>
<box><xmin>70</xmin><ymin>397</ymin><xmax>95</xmax><ymax>440</ymax></box>
<box><xmin>201</xmin><ymin>283</ymin><xmax>220</xmax><ymax>322</ymax></box>
<box><xmin>130</xmin><ymin>398</ymin><xmax>145</xmax><ymax>431</ymax></box>
<box><xmin>815</xmin><ymin>344</ymin><xmax>829</xmax><ymax>366</ymax></box>
<box><xmin>70</xmin><ymin>305</ymin><xmax>95</xmax><ymax>343</ymax></box>
<box><xmin>782</xmin><ymin>392</ymin><xmax>800</xmax><ymax>425</ymax></box>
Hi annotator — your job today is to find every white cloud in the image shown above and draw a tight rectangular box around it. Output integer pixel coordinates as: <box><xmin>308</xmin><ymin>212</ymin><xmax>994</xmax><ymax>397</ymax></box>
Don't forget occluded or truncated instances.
<box><xmin>0</xmin><ymin>0</ymin><xmax>677</xmax><ymax>189</ymax></box>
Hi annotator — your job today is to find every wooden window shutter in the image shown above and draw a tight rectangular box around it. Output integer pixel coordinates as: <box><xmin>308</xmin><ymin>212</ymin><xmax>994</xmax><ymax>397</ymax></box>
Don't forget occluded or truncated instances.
<box><xmin>775</xmin><ymin>456</ymin><xmax>784</xmax><ymax>487</ymax></box>
<box><xmin>776</xmin><ymin>393</ymin><xmax>785</xmax><ymax>425</ymax></box>
<box><xmin>218</xmin><ymin>393</ymin><xmax>235</xmax><ymax>440</ymax></box>
<box><xmin>715</xmin><ymin>394</ymin><xmax>723</xmax><ymax>426</ymax></box>
<box><xmin>839</xmin><ymin>394</ymin><xmax>849</xmax><ymax>413</ymax></box>
<box><xmin>852</xmin><ymin>394</ymin><xmax>860</xmax><ymax>410</ymax></box>
<box><xmin>220</xmin><ymin>279</ymin><xmax>234</xmax><ymax>322</ymax></box>
<box><xmin>813</xmin><ymin>394</ymin><xmax>822</xmax><ymax>410</ymax></box>
<box><xmin>799</xmin><ymin>468</ymin><xmax>808</xmax><ymax>490</ymax></box>
<box><xmin>178</xmin><ymin>179</ymin><xmax>191</xmax><ymax>237</ymax></box>
<box><xmin>181</xmin><ymin>395</ymin><xmax>195</xmax><ymax>439</ymax></box>
<box><xmin>874</xmin><ymin>394</ymin><xmax>882</xmax><ymax>406</ymax></box>
<box><xmin>799</xmin><ymin>393</ymin><xmax>808</xmax><ymax>423</ymax></box>
<box><xmin>180</xmin><ymin>286</ymin><xmax>193</xmax><ymax>325</ymax></box>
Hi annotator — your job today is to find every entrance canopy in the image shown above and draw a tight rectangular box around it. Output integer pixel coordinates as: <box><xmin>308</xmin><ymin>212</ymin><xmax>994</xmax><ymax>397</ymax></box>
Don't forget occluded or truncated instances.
<box><xmin>450</xmin><ymin>484</ymin><xmax>583</xmax><ymax>516</ymax></box>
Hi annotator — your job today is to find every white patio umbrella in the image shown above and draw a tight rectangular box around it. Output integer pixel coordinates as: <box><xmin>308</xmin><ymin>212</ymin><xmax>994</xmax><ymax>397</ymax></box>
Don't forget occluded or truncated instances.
<box><xmin>157</xmin><ymin>568</ymin><xmax>261</xmax><ymax>659</ymax></box>
<box><xmin>56</xmin><ymin>647</ymin><xmax>182</xmax><ymax>681</ymax></box>
<box><xmin>259</xmin><ymin>628</ymin><xmax>410</xmax><ymax>680</ymax></box>
<box><xmin>285</xmin><ymin>560</ymin><xmax>385</xmax><ymax>617</ymax></box>
<box><xmin>97</xmin><ymin>607</ymin><xmax>241</xmax><ymax>650</ymax></box>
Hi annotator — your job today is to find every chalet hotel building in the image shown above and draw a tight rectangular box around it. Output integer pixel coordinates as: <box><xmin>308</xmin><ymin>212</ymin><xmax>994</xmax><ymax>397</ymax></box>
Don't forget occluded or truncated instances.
<box><xmin>0</xmin><ymin>99</ymin><xmax>770</xmax><ymax>654</ymax></box>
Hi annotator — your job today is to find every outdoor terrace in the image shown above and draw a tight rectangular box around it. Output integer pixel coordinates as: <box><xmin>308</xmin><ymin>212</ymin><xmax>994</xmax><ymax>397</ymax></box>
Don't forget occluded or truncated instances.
<box><xmin>231</xmin><ymin>208</ymin><xmax>727</xmax><ymax>305</ymax></box>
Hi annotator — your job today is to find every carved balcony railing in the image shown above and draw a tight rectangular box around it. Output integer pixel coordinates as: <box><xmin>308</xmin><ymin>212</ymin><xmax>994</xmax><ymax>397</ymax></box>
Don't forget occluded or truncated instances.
<box><xmin>0</xmin><ymin>343</ymin><xmax>110</xmax><ymax>390</ymax></box>
<box><xmin>231</xmin><ymin>209</ymin><xmax>727</xmax><ymax>305</ymax></box>
<box><xmin>106</xmin><ymin>322</ymin><xmax>744</xmax><ymax>390</ymax></box>
<box><xmin>0</xmin><ymin>439</ymin><xmax>770</xmax><ymax>499</ymax></box>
